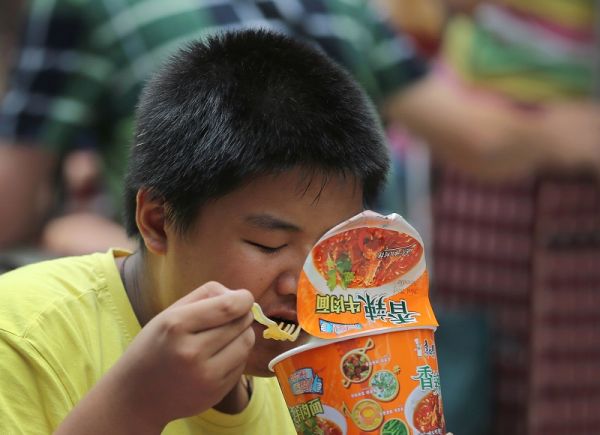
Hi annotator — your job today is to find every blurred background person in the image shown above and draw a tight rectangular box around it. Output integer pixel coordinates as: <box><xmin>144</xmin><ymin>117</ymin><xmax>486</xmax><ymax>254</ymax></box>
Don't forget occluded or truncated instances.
<box><xmin>378</xmin><ymin>1</ymin><xmax>600</xmax><ymax>434</ymax></box>
<box><xmin>0</xmin><ymin>0</ymin><xmax>427</xmax><ymax>257</ymax></box>
<box><xmin>2</xmin><ymin>0</ymin><xmax>599</xmax><ymax>258</ymax></box>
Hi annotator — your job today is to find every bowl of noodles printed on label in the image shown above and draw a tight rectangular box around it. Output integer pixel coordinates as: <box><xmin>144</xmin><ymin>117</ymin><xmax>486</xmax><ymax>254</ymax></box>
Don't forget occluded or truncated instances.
<box><xmin>296</xmin><ymin>211</ymin><xmax>439</xmax><ymax>340</ymax></box>
<box><xmin>340</xmin><ymin>338</ymin><xmax>374</xmax><ymax>387</ymax></box>
<box><xmin>369</xmin><ymin>367</ymin><xmax>401</xmax><ymax>402</ymax></box>
<box><xmin>405</xmin><ymin>387</ymin><xmax>446</xmax><ymax>435</ymax></box>
<box><xmin>343</xmin><ymin>398</ymin><xmax>384</xmax><ymax>432</ymax></box>
<box><xmin>296</xmin><ymin>405</ymin><xmax>348</xmax><ymax>435</ymax></box>
<box><xmin>303</xmin><ymin>214</ymin><xmax>426</xmax><ymax>298</ymax></box>
<box><xmin>380</xmin><ymin>418</ymin><xmax>411</xmax><ymax>435</ymax></box>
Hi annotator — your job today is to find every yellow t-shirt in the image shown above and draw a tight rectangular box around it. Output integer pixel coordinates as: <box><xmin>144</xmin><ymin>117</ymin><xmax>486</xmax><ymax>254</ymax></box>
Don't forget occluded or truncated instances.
<box><xmin>0</xmin><ymin>250</ymin><xmax>295</xmax><ymax>434</ymax></box>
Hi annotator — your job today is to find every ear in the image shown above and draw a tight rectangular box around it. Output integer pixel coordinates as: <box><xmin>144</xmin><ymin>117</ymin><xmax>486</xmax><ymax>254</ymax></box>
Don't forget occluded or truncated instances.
<box><xmin>135</xmin><ymin>188</ymin><xmax>168</xmax><ymax>254</ymax></box>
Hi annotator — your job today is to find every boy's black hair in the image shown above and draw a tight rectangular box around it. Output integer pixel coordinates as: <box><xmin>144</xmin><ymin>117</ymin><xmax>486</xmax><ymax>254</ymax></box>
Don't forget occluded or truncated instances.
<box><xmin>124</xmin><ymin>29</ymin><xmax>389</xmax><ymax>237</ymax></box>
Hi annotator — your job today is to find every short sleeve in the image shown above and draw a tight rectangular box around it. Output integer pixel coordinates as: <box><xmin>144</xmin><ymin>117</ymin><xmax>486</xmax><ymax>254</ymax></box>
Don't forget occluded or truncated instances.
<box><xmin>0</xmin><ymin>330</ymin><xmax>74</xmax><ymax>432</ymax></box>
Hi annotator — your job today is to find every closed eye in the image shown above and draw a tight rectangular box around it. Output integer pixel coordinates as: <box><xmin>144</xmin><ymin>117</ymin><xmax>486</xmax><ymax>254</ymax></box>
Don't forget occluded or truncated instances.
<box><xmin>244</xmin><ymin>240</ymin><xmax>287</xmax><ymax>254</ymax></box>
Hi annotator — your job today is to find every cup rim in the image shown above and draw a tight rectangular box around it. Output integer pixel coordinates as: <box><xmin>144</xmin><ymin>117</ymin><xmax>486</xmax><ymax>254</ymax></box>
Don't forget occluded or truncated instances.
<box><xmin>268</xmin><ymin>325</ymin><xmax>437</xmax><ymax>371</ymax></box>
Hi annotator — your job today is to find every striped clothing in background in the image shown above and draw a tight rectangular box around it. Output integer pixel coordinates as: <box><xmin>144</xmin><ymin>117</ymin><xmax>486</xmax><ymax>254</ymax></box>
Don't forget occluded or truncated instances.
<box><xmin>0</xmin><ymin>0</ymin><xmax>426</xmax><ymax>212</ymax></box>
<box><xmin>442</xmin><ymin>0</ymin><xmax>596</xmax><ymax>103</ymax></box>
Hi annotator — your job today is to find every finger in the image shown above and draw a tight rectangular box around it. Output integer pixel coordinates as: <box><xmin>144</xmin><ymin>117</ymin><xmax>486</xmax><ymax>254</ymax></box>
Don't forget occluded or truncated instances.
<box><xmin>172</xmin><ymin>289</ymin><xmax>254</xmax><ymax>331</ymax></box>
<box><xmin>193</xmin><ymin>310</ymin><xmax>255</xmax><ymax>357</ymax></box>
<box><xmin>169</xmin><ymin>281</ymin><xmax>229</xmax><ymax>309</ymax></box>
<box><xmin>212</xmin><ymin>362</ymin><xmax>248</xmax><ymax>406</ymax></box>
<box><xmin>207</xmin><ymin>326</ymin><xmax>255</xmax><ymax>378</ymax></box>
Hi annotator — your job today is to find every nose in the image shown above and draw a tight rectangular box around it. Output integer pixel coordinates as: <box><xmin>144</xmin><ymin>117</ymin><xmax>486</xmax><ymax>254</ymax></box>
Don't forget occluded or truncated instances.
<box><xmin>276</xmin><ymin>243</ymin><xmax>313</xmax><ymax>296</ymax></box>
<box><xmin>276</xmin><ymin>271</ymin><xmax>298</xmax><ymax>296</ymax></box>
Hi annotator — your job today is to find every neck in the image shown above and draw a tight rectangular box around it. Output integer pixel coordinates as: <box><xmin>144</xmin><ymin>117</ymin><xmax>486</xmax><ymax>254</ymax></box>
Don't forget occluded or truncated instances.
<box><xmin>213</xmin><ymin>376</ymin><xmax>253</xmax><ymax>414</ymax></box>
<box><xmin>119</xmin><ymin>252</ymin><xmax>154</xmax><ymax>327</ymax></box>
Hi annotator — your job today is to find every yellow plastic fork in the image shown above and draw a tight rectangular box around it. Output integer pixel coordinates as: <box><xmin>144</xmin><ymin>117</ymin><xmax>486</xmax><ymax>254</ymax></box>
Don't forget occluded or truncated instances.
<box><xmin>251</xmin><ymin>303</ymin><xmax>301</xmax><ymax>342</ymax></box>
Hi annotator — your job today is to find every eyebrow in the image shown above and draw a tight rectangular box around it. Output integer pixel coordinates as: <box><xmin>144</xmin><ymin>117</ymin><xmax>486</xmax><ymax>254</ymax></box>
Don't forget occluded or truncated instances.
<box><xmin>244</xmin><ymin>214</ymin><xmax>301</xmax><ymax>232</ymax></box>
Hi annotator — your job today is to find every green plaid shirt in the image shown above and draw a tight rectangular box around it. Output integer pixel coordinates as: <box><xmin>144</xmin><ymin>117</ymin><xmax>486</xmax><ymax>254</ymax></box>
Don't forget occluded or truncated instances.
<box><xmin>0</xmin><ymin>0</ymin><xmax>426</xmax><ymax>212</ymax></box>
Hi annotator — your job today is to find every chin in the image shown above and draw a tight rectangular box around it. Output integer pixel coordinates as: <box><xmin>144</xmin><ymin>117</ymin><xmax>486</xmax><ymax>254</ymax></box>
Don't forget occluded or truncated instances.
<box><xmin>245</xmin><ymin>332</ymin><xmax>307</xmax><ymax>377</ymax></box>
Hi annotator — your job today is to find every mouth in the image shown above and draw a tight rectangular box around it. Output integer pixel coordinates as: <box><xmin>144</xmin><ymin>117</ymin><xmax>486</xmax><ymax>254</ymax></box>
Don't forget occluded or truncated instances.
<box><xmin>253</xmin><ymin>305</ymin><xmax>299</xmax><ymax>332</ymax></box>
<box><xmin>261</xmin><ymin>310</ymin><xmax>298</xmax><ymax>327</ymax></box>
<box><xmin>267</xmin><ymin>318</ymin><xmax>298</xmax><ymax>331</ymax></box>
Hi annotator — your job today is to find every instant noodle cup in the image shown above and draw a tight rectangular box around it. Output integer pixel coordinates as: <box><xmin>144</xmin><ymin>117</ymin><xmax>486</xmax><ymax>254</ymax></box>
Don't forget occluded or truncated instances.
<box><xmin>270</xmin><ymin>211</ymin><xmax>447</xmax><ymax>434</ymax></box>
<box><xmin>269</xmin><ymin>327</ymin><xmax>447</xmax><ymax>435</ymax></box>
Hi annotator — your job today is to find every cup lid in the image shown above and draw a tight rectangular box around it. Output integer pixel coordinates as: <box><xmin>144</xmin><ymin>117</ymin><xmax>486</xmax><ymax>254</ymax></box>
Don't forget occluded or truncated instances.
<box><xmin>268</xmin><ymin>325</ymin><xmax>436</xmax><ymax>371</ymax></box>
<box><xmin>296</xmin><ymin>211</ymin><xmax>438</xmax><ymax>340</ymax></box>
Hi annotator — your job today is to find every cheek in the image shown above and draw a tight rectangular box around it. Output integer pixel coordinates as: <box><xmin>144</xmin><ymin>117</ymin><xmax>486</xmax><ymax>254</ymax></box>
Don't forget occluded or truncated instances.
<box><xmin>213</xmin><ymin>249</ymin><xmax>277</xmax><ymax>294</ymax></box>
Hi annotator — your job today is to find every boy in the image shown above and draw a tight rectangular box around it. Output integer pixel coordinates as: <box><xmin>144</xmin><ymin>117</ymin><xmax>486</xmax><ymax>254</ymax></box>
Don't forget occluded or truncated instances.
<box><xmin>0</xmin><ymin>29</ymin><xmax>389</xmax><ymax>433</ymax></box>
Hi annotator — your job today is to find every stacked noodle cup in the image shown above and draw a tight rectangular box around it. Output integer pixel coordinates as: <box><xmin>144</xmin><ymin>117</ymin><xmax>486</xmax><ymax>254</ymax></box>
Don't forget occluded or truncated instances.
<box><xmin>269</xmin><ymin>211</ymin><xmax>447</xmax><ymax>435</ymax></box>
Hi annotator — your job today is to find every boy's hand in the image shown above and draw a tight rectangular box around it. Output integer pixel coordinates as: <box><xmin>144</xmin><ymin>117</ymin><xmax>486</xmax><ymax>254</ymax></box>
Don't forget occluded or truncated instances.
<box><xmin>118</xmin><ymin>281</ymin><xmax>256</xmax><ymax>424</ymax></box>
<box><xmin>56</xmin><ymin>282</ymin><xmax>255</xmax><ymax>434</ymax></box>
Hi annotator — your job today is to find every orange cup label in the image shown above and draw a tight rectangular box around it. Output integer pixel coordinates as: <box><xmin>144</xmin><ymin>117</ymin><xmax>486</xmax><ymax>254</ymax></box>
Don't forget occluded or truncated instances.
<box><xmin>297</xmin><ymin>212</ymin><xmax>438</xmax><ymax>339</ymax></box>
<box><xmin>271</xmin><ymin>329</ymin><xmax>447</xmax><ymax>435</ymax></box>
